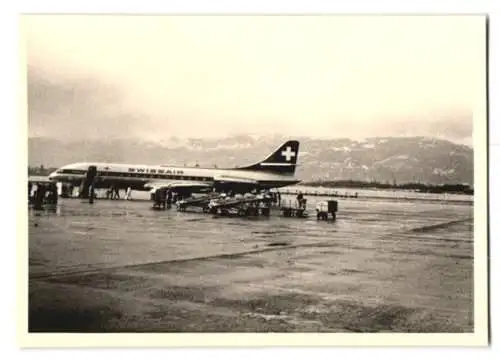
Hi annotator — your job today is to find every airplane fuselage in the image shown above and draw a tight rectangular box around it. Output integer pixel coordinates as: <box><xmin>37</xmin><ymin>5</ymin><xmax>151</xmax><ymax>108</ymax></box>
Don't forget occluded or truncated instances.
<box><xmin>49</xmin><ymin>162</ymin><xmax>300</xmax><ymax>192</ymax></box>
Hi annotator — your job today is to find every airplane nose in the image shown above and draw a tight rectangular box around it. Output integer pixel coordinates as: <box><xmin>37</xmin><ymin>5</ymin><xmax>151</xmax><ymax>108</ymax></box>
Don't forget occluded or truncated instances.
<box><xmin>48</xmin><ymin>172</ymin><xmax>57</xmax><ymax>181</ymax></box>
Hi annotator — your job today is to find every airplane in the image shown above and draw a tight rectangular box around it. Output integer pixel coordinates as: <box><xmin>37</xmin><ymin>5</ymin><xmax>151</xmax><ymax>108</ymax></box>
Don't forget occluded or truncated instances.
<box><xmin>48</xmin><ymin>140</ymin><xmax>301</xmax><ymax>196</ymax></box>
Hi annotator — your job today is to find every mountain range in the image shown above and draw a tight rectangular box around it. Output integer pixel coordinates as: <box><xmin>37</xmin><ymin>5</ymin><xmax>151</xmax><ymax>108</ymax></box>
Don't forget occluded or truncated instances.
<box><xmin>27</xmin><ymin>135</ymin><xmax>473</xmax><ymax>185</ymax></box>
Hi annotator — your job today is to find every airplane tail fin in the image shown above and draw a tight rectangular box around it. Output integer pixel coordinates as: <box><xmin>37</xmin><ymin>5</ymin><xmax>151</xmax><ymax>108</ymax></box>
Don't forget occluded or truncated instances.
<box><xmin>236</xmin><ymin>140</ymin><xmax>300</xmax><ymax>174</ymax></box>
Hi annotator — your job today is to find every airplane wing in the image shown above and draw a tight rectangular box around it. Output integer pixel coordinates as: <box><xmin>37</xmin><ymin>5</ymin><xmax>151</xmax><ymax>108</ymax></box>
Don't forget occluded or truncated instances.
<box><xmin>143</xmin><ymin>181</ymin><xmax>211</xmax><ymax>192</ymax></box>
<box><xmin>213</xmin><ymin>175</ymin><xmax>258</xmax><ymax>184</ymax></box>
<box><xmin>145</xmin><ymin>175</ymin><xmax>258</xmax><ymax>193</ymax></box>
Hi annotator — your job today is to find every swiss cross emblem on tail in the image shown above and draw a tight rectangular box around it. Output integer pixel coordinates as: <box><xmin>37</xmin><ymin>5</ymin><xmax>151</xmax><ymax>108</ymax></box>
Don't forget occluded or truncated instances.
<box><xmin>235</xmin><ymin>140</ymin><xmax>300</xmax><ymax>174</ymax></box>
<box><xmin>281</xmin><ymin>146</ymin><xmax>296</xmax><ymax>162</ymax></box>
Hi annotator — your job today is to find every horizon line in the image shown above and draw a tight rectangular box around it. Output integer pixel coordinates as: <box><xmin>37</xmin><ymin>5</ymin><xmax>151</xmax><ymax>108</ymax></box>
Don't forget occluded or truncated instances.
<box><xmin>27</xmin><ymin>134</ymin><xmax>473</xmax><ymax>143</ymax></box>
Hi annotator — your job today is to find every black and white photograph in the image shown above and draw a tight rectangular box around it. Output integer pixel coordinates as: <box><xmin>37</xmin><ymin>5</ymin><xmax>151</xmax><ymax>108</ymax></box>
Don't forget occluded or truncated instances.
<box><xmin>21</xmin><ymin>13</ymin><xmax>488</xmax><ymax>346</ymax></box>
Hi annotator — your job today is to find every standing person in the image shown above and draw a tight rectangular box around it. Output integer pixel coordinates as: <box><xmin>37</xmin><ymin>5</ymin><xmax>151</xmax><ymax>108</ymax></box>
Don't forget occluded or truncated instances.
<box><xmin>125</xmin><ymin>186</ymin><xmax>132</xmax><ymax>200</ymax></box>
<box><xmin>34</xmin><ymin>183</ymin><xmax>46</xmax><ymax>210</ymax></box>
<box><xmin>153</xmin><ymin>189</ymin><xmax>162</xmax><ymax>209</ymax></box>
<box><xmin>166</xmin><ymin>189</ymin><xmax>172</xmax><ymax>209</ymax></box>
<box><xmin>296</xmin><ymin>191</ymin><xmax>304</xmax><ymax>208</ymax></box>
<box><xmin>56</xmin><ymin>182</ymin><xmax>62</xmax><ymax>197</ymax></box>
<box><xmin>114</xmin><ymin>187</ymin><xmax>120</xmax><ymax>200</ymax></box>
<box><xmin>50</xmin><ymin>182</ymin><xmax>58</xmax><ymax>204</ymax></box>
<box><xmin>161</xmin><ymin>189</ymin><xmax>167</xmax><ymax>210</ymax></box>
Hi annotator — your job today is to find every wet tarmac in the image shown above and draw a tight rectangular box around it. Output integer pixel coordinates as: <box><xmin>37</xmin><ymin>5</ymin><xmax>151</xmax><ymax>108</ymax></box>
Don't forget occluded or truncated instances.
<box><xmin>28</xmin><ymin>195</ymin><xmax>473</xmax><ymax>332</ymax></box>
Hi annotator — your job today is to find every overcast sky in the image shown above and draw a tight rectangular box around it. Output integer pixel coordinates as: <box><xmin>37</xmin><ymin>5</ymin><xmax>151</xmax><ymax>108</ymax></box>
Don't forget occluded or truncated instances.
<box><xmin>24</xmin><ymin>15</ymin><xmax>485</xmax><ymax>145</ymax></box>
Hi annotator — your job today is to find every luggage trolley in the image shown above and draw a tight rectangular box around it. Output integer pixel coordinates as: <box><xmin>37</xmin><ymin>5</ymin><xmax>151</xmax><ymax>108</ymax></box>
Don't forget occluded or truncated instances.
<box><xmin>315</xmin><ymin>200</ymin><xmax>338</xmax><ymax>221</ymax></box>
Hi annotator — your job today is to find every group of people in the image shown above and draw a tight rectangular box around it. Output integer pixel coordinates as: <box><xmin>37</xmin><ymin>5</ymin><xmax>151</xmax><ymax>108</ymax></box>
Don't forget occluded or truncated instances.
<box><xmin>28</xmin><ymin>182</ymin><xmax>58</xmax><ymax>208</ymax></box>
<box><xmin>105</xmin><ymin>186</ymin><xmax>133</xmax><ymax>200</ymax></box>
<box><xmin>105</xmin><ymin>186</ymin><xmax>121</xmax><ymax>200</ymax></box>
<box><xmin>296</xmin><ymin>191</ymin><xmax>307</xmax><ymax>209</ymax></box>
<box><xmin>152</xmin><ymin>188</ymin><xmax>177</xmax><ymax>210</ymax></box>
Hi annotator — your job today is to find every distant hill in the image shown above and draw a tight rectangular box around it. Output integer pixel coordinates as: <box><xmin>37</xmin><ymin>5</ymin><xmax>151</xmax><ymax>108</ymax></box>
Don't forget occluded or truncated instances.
<box><xmin>27</xmin><ymin>135</ymin><xmax>473</xmax><ymax>185</ymax></box>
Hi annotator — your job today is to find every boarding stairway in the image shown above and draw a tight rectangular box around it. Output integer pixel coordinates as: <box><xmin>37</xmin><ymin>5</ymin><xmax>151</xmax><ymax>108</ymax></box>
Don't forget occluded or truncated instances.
<box><xmin>78</xmin><ymin>166</ymin><xmax>97</xmax><ymax>202</ymax></box>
